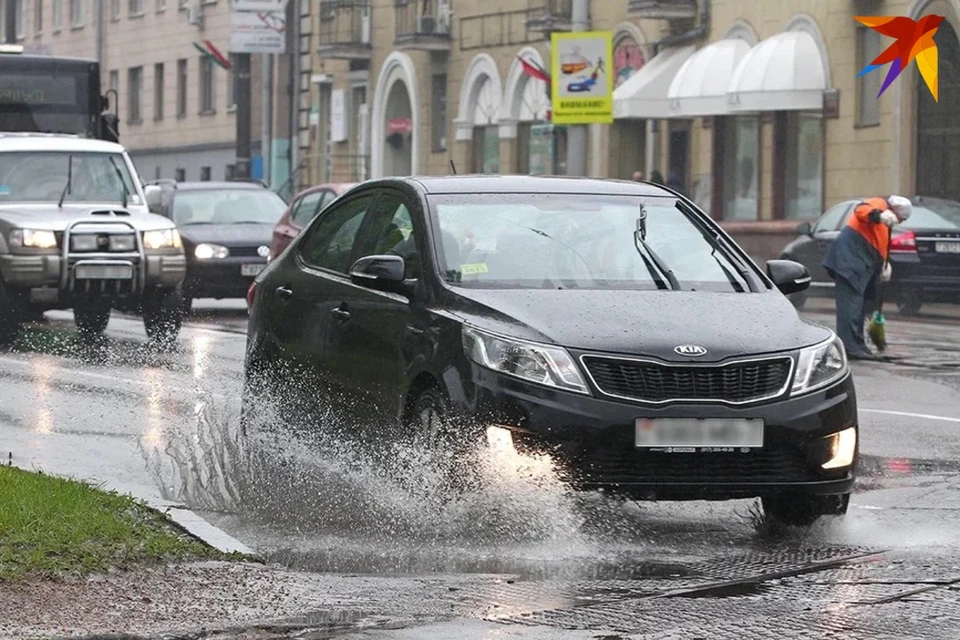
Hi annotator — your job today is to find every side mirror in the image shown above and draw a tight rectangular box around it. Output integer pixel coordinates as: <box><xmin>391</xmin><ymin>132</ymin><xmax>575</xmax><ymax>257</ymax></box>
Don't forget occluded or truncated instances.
<box><xmin>349</xmin><ymin>255</ymin><xmax>413</xmax><ymax>297</ymax></box>
<box><xmin>766</xmin><ymin>259</ymin><xmax>812</xmax><ymax>296</ymax></box>
<box><xmin>796</xmin><ymin>221</ymin><xmax>812</xmax><ymax>236</ymax></box>
<box><xmin>143</xmin><ymin>185</ymin><xmax>163</xmax><ymax>212</ymax></box>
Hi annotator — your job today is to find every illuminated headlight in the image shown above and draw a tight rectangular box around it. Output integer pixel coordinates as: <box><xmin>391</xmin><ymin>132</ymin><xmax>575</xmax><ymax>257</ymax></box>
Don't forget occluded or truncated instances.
<box><xmin>143</xmin><ymin>229</ymin><xmax>182</xmax><ymax>250</ymax></box>
<box><xmin>9</xmin><ymin>229</ymin><xmax>57</xmax><ymax>249</ymax></box>
<box><xmin>792</xmin><ymin>334</ymin><xmax>848</xmax><ymax>395</ymax></box>
<box><xmin>110</xmin><ymin>234</ymin><xmax>136</xmax><ymax>252</ymax></box>
<box><xmin>194</xmin><ymin>243</ymin><xmax>230</xmax><ymax>260</ymax></box>
<box><xmin>821</xmin><ymin>427</ymin><xmax>857</xmax><ymax>469</ymax></box>
<box><xmin>462</xmin><ymin>325</ymin><xmax>589</xmax><ymax>394</ymax></box>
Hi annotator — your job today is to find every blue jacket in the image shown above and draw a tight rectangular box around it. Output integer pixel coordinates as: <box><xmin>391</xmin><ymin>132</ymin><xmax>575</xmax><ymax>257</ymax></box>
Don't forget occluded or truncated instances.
<box><xmin>823</xmin><ymin>226</ymin><xmax>883</xmax><ymax>295</ymax></box>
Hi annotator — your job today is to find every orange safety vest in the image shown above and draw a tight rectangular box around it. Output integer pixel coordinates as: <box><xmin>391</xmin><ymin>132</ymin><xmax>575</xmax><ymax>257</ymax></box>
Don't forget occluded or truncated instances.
<box><xmin>846</xmin><ymin>196</ymin><xmax>891</xmax><ymax>260</ymax></box>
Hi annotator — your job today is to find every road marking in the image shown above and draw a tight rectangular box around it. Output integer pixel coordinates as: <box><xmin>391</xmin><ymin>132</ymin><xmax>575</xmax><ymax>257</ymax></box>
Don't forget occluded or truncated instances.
<box><xmin>861</xmin><ymin>409</ymin><xmax>960</xmax><ymax>424</ymax></box>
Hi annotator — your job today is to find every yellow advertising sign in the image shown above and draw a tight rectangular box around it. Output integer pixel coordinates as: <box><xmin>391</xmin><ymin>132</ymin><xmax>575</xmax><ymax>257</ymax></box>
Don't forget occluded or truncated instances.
<box><xmin>550</xmin><ymin>30</ymin><xmax>614</xmax><ymax>125</ymax></box>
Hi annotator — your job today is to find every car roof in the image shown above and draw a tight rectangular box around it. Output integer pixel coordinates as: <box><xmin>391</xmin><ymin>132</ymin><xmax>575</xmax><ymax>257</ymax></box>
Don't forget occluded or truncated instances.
<box><xmin>399</xmin><ymin>175</ymin><xmax>674</xmax><ymax>196</ymax></box>
<box><xmin>0</xmin><ymin>133</ymin><xmax>126</xmax><ymax>154</ymax></box>
<box><xmin>172</xmin><ymin>181</ymin><xmax>268</xmax><ymax>191</ymax></box>
<box><xmin>298</xmin><ymin>182</ymin><xmax>358</xmax><ymax>195</ymax></box>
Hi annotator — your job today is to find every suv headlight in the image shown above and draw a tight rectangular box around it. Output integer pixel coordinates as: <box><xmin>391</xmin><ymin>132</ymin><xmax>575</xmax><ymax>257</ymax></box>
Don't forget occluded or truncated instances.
<box><xmin>143</xmin><ymin>229</ymin><xmax>182</xmax><ymax>250</ymax></box>
<box><xmin>9</xmin><ymin>229</ymin><xmax>57</xmax><ymax>249</ymax></box>
<box><xmin>462</xmin><ymin>326</ymin><xmax>589</xmax><ymax>394</ymax></box>
<box><xmin>194</xmin><ymin>243</ymin><xmax>230</xmax><ymax>259</ymax></box>
<box><xmin>792</xmin><ymin>334</ymin><xmax>848</xmax><ymax>395</ymax></box>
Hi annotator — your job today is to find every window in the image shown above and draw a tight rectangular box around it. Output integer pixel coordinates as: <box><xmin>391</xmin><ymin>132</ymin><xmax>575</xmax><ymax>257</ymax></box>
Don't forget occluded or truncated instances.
<box><xmin>53</xmin><ymin>0</ymin><xmax>63</xmax><ymax>29</ymax></box>
<box><xmin>200</xmin><ymin>166</ymin><xmax>211</xmax><ymax>181</ymax></box>
<box><xmin>109</xmin><ymin>69</ymin><xmax>119</xmax><ymax>94</ymax></box>
<box><xmin>13</xmin><ymin>0</ymin><xmax>24</xmax><ymax>38</ymax></box>
<box><xmin>199</xmin><ymin>56</ymin><xmax>215</xmax><ymax>113</ymax></box>
<box><xmin>34</xmin><ymin>0</ymin><xmax>42</xmax><ymax>33</ymax></box>
<box><xmin>431</xmin><ymin>74</ymin><xmax>447</xmax><ymax>152</ymax></box>
<box><xmin>472</xmin><ymin>126</ymin><xmax>499</xmax><ymax>174</ymax></box>
<box><xmin>721</xmin><ymin>116</ymin><xmax>760</xmax><ymax>221</ymax></box>
<box><xmin>320</xmin><ymin>190</ymin><xmax>337</xmax><ymax>210</ymax></box>
<box><xmin>856</xmin><ymin>26</ymin><xmax>882</xmax><ymax>127</ymax></box>
<box><xmin>0</xmin><ymin>152</ymin><xmax>139</xmax><ymax>205</ymax></box>
<box><xmin>70</xmin><ymin>0</ymin><xmax>84</xmax><ymax>27</ymax></box>
<box><xmin>129</xmin><ymin>0</ymin><xmax>144</xmax><ymax>15</ymax></box>
<box><xmin>127</xmin><ymin>66</ymin><xmax>143</xmax><ymax>123</ymax></box>
<box><xmin>783</xmin><ymin>112</ymin><xmax>824</xmax><ymax>219</ymax></box>
<box><xmin>814</xmin><ymin>202</ymin><xmax>854</xmax><ymax>233</ymax></box>
<box><xmin>299</xmin><ymin>194</ymin><xmax>376</xmax><ymax>273</ymax></box>
<box><xmin>154</xmin><ymin>63</ymin><xmax>164</xmax><ymax>120</ymax></box>
<box><xmin>111</xmin><ymin>0</ymin><xmax>121</xmax><ymax>19</ymax></box>
<box><xmin>291</xmin><ymin>191</ymin><xmax>325</xmax><ymax>226</ymax></box>
<box><xmin>225</xmin><ymin>164</ymin><xmax>235</xmax><ymax>180</ymax></box>
<box><xmin>175</xmin><ymin>168</ymin><xmax>185</xmax><ymax>182</ymax></box>
<box><xmin>360</xmin><ymin>192</ymin><xmax>420</xmax><ymax>280</ymax></box>
<box><xmin>157</xmin><ymin>0</ymin><xmax>166</xmax><ymax>11</ymax></box>
<box><xmin>227</xmin><ymin>54</ymin><xmax>239</xmax><ymax>108</ymax></box>
<box><xmin>176</xmin><ymin>59</ymin><xmax>187</xmax><ymax>117</ymax></box>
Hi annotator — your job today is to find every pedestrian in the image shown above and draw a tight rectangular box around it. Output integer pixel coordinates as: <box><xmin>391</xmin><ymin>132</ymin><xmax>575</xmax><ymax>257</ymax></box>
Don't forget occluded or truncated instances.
<box><xmin>822</xmin><ymin>195</ymin><xmax>912</xmax><ymax>360</ymax></box>
<box><xmin>650</xmin><ymin>170</ymin><xmax>664</xmax><ymax>185</ymax></box>
<box><xmin>632</xmin><ymin>170</ymin><xmax>645</xmax><ymax>182</ymax></box>
<box><xmin>667</xmin><ymin>171</ymin><xmax>685</xmax><ymax>195</ymax></box>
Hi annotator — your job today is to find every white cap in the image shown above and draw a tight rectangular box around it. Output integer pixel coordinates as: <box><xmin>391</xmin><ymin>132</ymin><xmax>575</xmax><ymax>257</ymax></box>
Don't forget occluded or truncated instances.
<box><xmin>889</xmin><ymin>195</ymin><xmax>912</xmax><ymax>221</ymax></box>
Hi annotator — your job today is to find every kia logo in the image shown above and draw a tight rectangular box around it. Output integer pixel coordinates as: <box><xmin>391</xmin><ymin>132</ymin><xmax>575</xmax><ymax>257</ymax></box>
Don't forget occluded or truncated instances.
<box><xmin>674</xmin><ymin>345</ymin><xmax>707</xmax><ymax>357</ymax></box>
<box><xmin>257</xmin><ymin>245</ymin><xmax>270</xmax><ymax>258</ymax></box>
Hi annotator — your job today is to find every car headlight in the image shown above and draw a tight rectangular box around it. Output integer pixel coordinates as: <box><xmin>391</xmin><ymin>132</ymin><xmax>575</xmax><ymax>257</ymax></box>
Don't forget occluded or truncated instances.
<box><xmin>792</xmin><ymin>334</ymin><xmax>848</xmax><ymax>395</ymax></box>
<box><xmin>462</xmin><ymin>325</ymin><xmax>589</xmax><ymax>394</ymax></box>
<box><xmin>142</xmin><ymin>229</ymin><xmax>182</xmax><ymax>250</ymax></box>
<box><xmin>194</xmin><ymin>243</ymin><xmax>230</xmax><ymax>260</ymax></box>
<box><xmin>9</xmin><ymin>229</ymin><xmax>57</xmax><ymax>249</ymax></box>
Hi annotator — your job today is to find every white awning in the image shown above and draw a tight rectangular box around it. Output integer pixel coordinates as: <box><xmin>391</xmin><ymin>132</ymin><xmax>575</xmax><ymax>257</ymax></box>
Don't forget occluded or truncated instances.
<box><xmin>613</xmin><ymin>45</ymin><xmax>696</xmax><ymax>120</ymax></box>
<box><xmin>726</xmin><ymin>31</ymin><xmax>828</xmax><ymax>112</ymax></box>
<box><xmin>666</xmin><ymin>39</ymin><xmax>752</xmax><ymax>117</ymax></box>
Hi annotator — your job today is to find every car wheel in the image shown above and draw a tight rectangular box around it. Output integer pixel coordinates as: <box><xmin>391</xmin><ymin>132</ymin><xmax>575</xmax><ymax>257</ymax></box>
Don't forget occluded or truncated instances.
<box><xmin>408</xmin><ymin>387</ymin><xmax>482</xmax><ymax>492</ymax></box>
<box><xmin>761</xmin><ymin>493</ymin><xmax>850</xmax><ymax>527</ymax></box>
<box><xmin>896</xmin><ymin>295</ymin><xmax>923</xmax><ymax>316</ymax></box>
<box><xmin>142</xmin><ymin>284</ymin><xmax>184</xmax><ymax>345</ymax></box>
<box><xmin>74</xmin><ymin>301</ymin><xmax>111</xmax><ymax>338</ymax></box>
<box><xmin>0</xmin><ymin>284</ymin><xmax>21</xmax><ymax>346</ymax></box>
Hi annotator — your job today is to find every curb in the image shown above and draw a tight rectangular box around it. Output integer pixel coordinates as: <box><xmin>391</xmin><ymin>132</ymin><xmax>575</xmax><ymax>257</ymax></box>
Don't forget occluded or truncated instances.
<box><xmin>158</xmin><ymin>502</ymin><xmax>257</xmax><ymax>557</ymax></box>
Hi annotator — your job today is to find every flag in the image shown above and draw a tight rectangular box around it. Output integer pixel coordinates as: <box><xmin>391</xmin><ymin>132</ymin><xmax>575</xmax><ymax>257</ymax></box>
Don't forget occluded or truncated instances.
<box><xmin>192</xmin><ymin>40</ymin><xmax>232</xmax><ymax>71</ymax></box>
<box><xmin>518</xmin><ymin>55</ymin><xmax>550</xmax><ymax>83</ymax></box>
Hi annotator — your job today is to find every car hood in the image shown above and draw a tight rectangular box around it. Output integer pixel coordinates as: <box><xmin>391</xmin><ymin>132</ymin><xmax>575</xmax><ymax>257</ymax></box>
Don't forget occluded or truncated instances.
<box><xmin>0</xmin><ymin>203</ymin><xmax>174</xmax><ymax>230</ymax></box>
<box><xmin>178</xmin><ymin>223</ymin><xmax>274</xmax><ymax>247</ymax></box>
<box><xmin>447</xmin><ymin>288</ymin><xmax>832</xmax><ymax>362</ymax></box>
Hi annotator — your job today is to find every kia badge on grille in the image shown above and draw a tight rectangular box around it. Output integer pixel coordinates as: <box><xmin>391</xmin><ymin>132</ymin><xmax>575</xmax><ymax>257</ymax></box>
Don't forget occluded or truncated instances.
<box><xmin>674</xmin><ymin>345</ymin><xmax>707</xmax><ymax>357</ymax></box>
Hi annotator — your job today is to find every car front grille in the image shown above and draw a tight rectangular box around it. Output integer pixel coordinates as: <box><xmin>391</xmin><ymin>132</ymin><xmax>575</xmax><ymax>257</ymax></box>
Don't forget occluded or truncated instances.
<box><xmin>229</xmin><ymin>246</ymin><xmax>267</xmax><ymax>258</ymax></box>
<box><xmin>581</xmin><ymin>355</ymin><xmax>793</xmax><ymax>404</ymax></box>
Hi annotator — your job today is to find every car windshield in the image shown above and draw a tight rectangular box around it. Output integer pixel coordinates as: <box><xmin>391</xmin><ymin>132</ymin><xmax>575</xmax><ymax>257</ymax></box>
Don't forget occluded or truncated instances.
<box><xmin>429</xmin><ymin>194</ymin><xmax>753</xmax><ymax>292</ymax></box>
<box><xmin>900</xmin><ymin>200</ymin><xmax>960</xmax><ymax>230</ymax></box>
<box><xmin>0</xmin><ymin>151</ymin><xmax>140</xmax><ymax>205</ymax></box>
<box><xmin>172</xmin><ymin>188</ymin><xmax>288</xmax><ymax>225</ymax></box>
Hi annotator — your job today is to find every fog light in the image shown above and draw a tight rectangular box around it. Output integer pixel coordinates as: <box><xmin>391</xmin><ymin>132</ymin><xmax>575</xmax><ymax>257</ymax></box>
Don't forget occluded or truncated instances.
<box><xmin>822</xmin><ymin>427</ymin><xmax>857</xmax><ymax>469</ymax></box>
<box><xmin>110</xmin><ymin>234</ymin><xmax>136</xmax><ymax>251</ymax></box>
<box><xmin>486</xmin><ymin>425</ymin><xmax>514</xmax><ymax>452</ymax></box>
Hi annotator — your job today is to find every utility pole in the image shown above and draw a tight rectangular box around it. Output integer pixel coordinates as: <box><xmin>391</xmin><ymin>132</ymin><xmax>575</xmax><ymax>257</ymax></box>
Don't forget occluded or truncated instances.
<box><xmin>4</xmin><ymin>0</ymin><xmax>18</xmax><ymax>43</ymax></box>
<box><xmin>261</xmin><ymin>53</ymin><xmax>273</xmax><ymax>187</ymax></box>
<box><xmin>235</xmin><ymin>52</ymin><xmax>252</xmax><ymax>180</ymax></box>
<box><xmin>565</xmin><ymin>0</ymin><xmax>589</xmax><ymax>176</ymax></box>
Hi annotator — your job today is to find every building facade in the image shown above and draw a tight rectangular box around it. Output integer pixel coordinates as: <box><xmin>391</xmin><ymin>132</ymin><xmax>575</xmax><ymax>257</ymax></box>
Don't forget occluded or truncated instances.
<box><xmin>303</xmin><ymin>0</ymin><xmax>960</xmax><ymax>262</ymax></box>
<box><xmin>6</xmin><ymin>0</ymin><xmax>270</xmax><ymax>184</ymax></box>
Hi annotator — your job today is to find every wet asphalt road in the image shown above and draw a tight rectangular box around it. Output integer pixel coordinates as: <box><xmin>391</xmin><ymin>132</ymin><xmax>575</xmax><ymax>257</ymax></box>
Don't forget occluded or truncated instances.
<box><xmin>3</xmin><ymin>299</ymin><xmax>960</xmax><ymax>638</ymax></box>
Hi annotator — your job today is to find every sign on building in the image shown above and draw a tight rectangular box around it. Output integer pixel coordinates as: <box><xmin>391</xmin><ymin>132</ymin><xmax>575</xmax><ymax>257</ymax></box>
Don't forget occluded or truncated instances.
<box><xmin>229</xmin><ymin>10</ymin><xmax>286</xmax><ymax>54</ymax></box>
<box><xmin>331</xmin><ymin>89</ymin><xmax>347</xmax><ymax>142</ymax></box>
<box><xmin>231</xmin><ymin>0</ymin><xmax>288</xmax><ymax>10</ymax></box>
<box><xmin>550</xmin><ymin>31</ymin><xmax>614</xmax><ymax>125</ymax></box>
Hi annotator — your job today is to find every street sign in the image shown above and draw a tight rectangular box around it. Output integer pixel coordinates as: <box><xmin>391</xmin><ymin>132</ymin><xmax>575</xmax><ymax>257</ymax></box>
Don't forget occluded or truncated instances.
<box><xmin>229</xmin><ymin>10</ymin><xmax>286</xmax><ymax>54</ymax></box>
<box><xmin>232</xmin><ymin>0</ymin><xmax>288</xmax><ymax>10</ymax></box>
<box><xmin>550</xmin><ymin>31</ymin><xmax>614</xmax><ymax>125</ymax></box>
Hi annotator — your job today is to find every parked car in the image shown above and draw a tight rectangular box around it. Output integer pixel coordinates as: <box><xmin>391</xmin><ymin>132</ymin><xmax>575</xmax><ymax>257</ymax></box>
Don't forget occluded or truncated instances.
<box><xmin>780</xmin><ymin>195</ymin><xmax>960</xmax><ymax>315</ymax></box>
<box><xmin>269</xmin><ymin>182</ymin><xmax>357</xmax><ymax>260</ymax></box>
<box><xmin>242</xmin><ymin>175</ymin><xmax>857</xmax><ymax>527</ymax></box>
<box><xmin>149</xmin><ymin>180</ymin><xmax>288</xmax><ymax>313</ymax></box>
<box><xmin>0</xmin><ymin>133</ymin><xmax>186</xmax><ymax>344</ymax></box>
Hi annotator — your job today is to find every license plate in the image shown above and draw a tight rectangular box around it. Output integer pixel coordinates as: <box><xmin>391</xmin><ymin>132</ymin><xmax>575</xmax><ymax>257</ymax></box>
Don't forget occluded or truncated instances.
<box><xmin>635</xmin><ymin>418</ymin><xmax>764</xmax><ymax>450</ymax></box>
<box><xmin>935</xmin><ymin>241</ymin><xmax>960</xmax><ymax>254</ymax></box>
<box><xmin>241</xmin><ymin>263</ymin><xmax>266</xmax><ymax>277</ymax></box>
<box><xmin>74</xmin><ymin>264</ymin><xmax>134</xmax><ymax>280</ymax></box>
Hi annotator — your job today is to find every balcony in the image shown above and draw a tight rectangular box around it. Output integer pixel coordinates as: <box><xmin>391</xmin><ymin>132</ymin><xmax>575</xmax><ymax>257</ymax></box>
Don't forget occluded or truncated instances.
<box><xmin>394</xmin><ymin>0</ymin><xmax>453</xmax><ymax>51</ymax></box>
<box><xmin>318</xmin><ymin>0</ymin><xmax>373</xmax><ymax>60</ymax></box>
<box><xmin>628</xmin><ymin>0</ymin><xmax>698</xmax><ymax>20</ymax></box>
<box><xmin>525</xmin><ymin>0</ymin><xmax>572</xmax><ymax>33</ymax></box>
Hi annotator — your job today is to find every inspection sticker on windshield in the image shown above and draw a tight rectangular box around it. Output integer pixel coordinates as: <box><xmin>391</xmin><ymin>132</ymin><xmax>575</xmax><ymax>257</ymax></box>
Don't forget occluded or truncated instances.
<box><xmin>635</xmin><ymin>418</ymin><xmax>764</xmax><ymax>450</ymax></box>
<box><xmin>460</xmin><ymin>263</ymin><xmax>489</xmax><ymax>275</ymax></box>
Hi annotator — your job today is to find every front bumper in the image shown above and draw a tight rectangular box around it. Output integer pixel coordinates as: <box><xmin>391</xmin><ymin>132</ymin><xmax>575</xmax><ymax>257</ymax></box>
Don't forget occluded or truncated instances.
<box><xmin>184</xmin><ymin>257</ymin><xmax>267</xmax><ymax>299</ymax></box>
<box><xmin>456</xmin><ymin>364</ymin><xmax>858</xmax><ymax>501</ymax></box>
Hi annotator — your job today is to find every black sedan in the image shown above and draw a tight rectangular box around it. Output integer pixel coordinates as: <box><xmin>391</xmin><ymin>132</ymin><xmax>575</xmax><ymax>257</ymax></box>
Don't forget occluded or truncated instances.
<box><xmin>780</xmin><ymin>196</ymin><xmax>960</xmax><ymax>315</ymax></box>
<box><xmin>243</xmin><ymin>176</ymin><xmax>858</xmax><ymax>527</ymax></box>
<box><xmin>151</xmin><ymin>181</ymin><xmax>288</xmax><ymax>312</ymax></box>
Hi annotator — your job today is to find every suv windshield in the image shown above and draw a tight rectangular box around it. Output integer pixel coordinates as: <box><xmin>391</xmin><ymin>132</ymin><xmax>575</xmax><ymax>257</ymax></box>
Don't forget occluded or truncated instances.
<box><xmin>172</xmin><ymin>188</ymin><xmax>288</xmax><ymax>225</ymax></box>
<box><xmin>430</xmin><ymin>194</ymin><xmax>753</xmax><ymax>292</ymax></box>
<box><xmin>0</xmin><ymin>151</ymin><xmax>139</xmax><ymax>205</ymax></box>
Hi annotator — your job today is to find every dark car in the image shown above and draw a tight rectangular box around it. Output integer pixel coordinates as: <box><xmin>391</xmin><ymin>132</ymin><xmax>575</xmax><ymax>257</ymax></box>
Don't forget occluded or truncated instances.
<box><xmin>150</xmin><ymin>181</ymin><xmax>288</xmax><ymax>312</ymax></box>
<box><xmin>243</xmin><ymin>176</ymin><xmax>857</xmax><ymax>527</ymax></box>
<box><xmin>780</xmin><ymin>196</ymin><xmax>960</xmax><ymax>315</ymax></box>
<box><xmin>270</xmin><ymin>182</ymin><xmax>358</xmax><ymax>261</ymax></box>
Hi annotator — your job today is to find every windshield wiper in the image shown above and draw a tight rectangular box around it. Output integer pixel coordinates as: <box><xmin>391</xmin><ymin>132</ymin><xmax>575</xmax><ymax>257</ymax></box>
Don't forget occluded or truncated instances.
<box><xmin>673</xmin><ymin>199</ymin><xmax>762</xmax><ymax>293</ymax></box>
<box><xmin>108</xmin><ymin>156</ymin><xmax>130</xmax><ymax>208</ymax></box>
<box><xmin>58</xmin><ymin>155</ymin><xmax>73</xmax><ymax>208</ymax></box>
<box><xmin>634</xmin><ymin>206</ymin><xmax>680</xmax><ymax>291</ymax></box>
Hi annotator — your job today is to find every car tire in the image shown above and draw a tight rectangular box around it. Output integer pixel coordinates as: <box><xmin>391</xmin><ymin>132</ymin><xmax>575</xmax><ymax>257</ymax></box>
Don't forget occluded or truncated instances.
<box><xmin>74</xmin><ymin>301</ymin><xmax>111</xmax><ymax>338</ymax></box>
<box><xmin>761</xmin><ymin>493</ymin><xmax>850</xmax><ymax>527</ymax></box>
<box><xmin>0</xmin><ymin>283</ymin><xmax>21</xmax><ymax>346</ymax></box>
<box><xmin>408</xmin><ymin>387</ymin><xmax>484</xmax><ymax>493</ymax></box>
<box><xmin>142</xmin><ymin>284</ymin><xmax>184</xmax><ymax>345</ymax></box>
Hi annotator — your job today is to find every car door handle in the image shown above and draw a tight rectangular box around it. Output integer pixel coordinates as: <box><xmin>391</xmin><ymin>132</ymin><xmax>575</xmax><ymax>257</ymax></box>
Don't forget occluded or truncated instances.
<box><xmin>331</xmin><ymin>307</ymin><xmax>350</xmax><ymax>321</ymax></box>
<box><xmin>276</xmin><ymin>286</ymin><xmax>293</xmax><ymax>300</ymax></box>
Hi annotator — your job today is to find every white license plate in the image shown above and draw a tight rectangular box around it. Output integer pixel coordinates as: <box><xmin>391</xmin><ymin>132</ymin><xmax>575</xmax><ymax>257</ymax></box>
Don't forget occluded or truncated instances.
<box><xmin>635</xmin><ymin>418</ymin><xmax>764</xmax><ymax>450</ymax></box>
<box><xmin>935</xmin><ymin>241</ymin><xmax>960</xmax><ymax>254</ymax></box>
<box><xmin>241</xmin><ymin>263</ymin><xmax>266</xmax><ymax>277</ymax></box>
<box><xmin>74</xmin><ymin>264</ymin><xmax>134</xmax><ymax>280</ymax></box>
